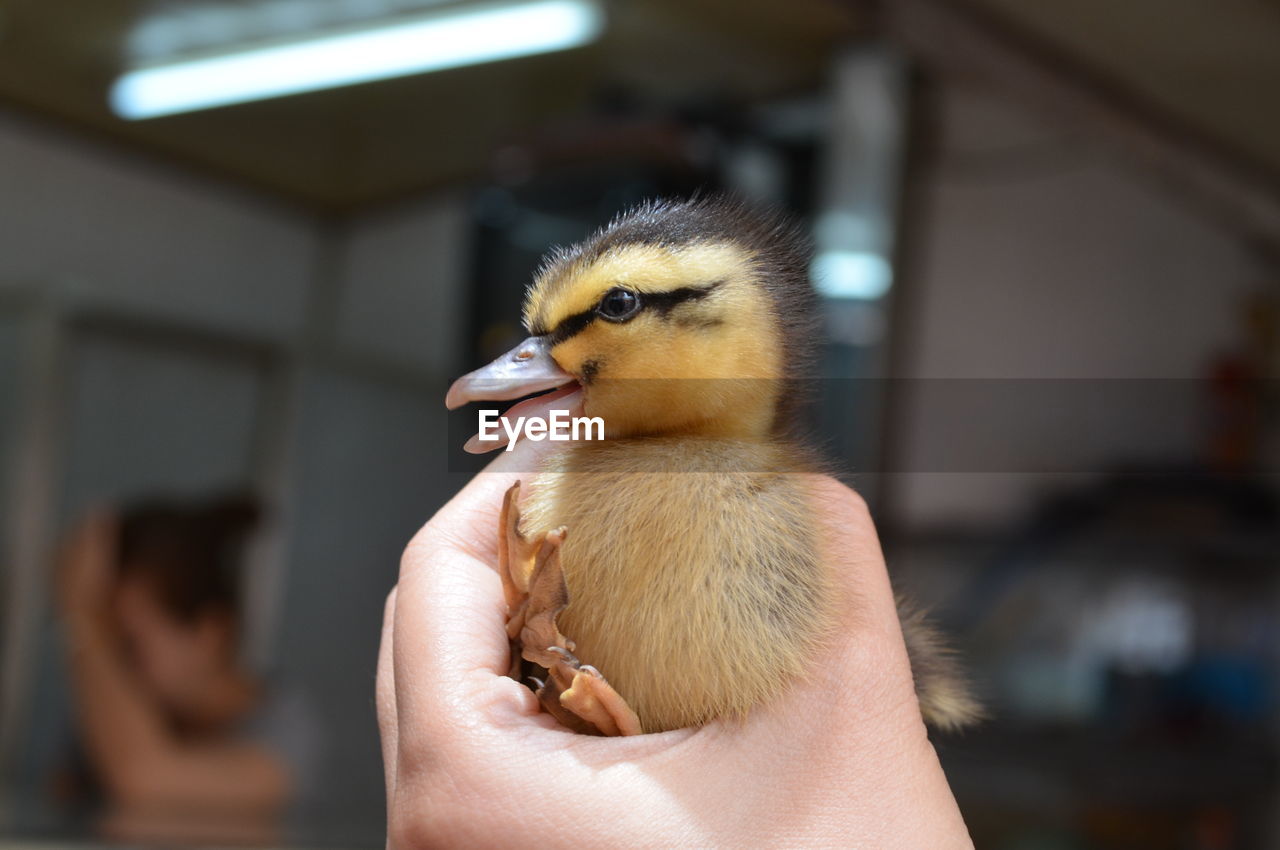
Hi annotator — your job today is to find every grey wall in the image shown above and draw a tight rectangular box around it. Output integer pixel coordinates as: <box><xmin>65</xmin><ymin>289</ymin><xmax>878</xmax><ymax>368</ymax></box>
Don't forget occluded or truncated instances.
<box><xmin>272</xmin><ymin>369</ymin><xmax>460</xmax><ymax>828</ymax></box>
<box><xmin>56</xmin><ymin>333</ymin><xmax>266</xmax><ymax>519</ymax></box>
<box><xmin>0</xmin><ymin>109</ymin><xmax>469</xmax><ymax>838</ymax></box>
<box><xmin>890</xmin><ymin>82</ymin><xmax>1271</xmax><ymax>528</ymax></box>
<box><xmin>337</xmin><ymin>194</ymin><xmax>472</xmax><ymax>375</ymax></box>
<box><xmin>0</xmin><ymin>313</ymin><xmax>20</xmax><ymax>566</ymax></box>
<box><xmin>0</xmin><ymin>115</ymin><xmax>312</xmax><ymax>339</ymax></box>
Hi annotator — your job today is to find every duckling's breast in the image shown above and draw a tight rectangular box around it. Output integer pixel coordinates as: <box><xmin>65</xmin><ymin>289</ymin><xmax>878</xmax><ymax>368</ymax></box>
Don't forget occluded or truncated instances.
<box><xmin>519</xmin><ymin>438</ymin><xmax>832</xmax><ymax>732</ymax></box>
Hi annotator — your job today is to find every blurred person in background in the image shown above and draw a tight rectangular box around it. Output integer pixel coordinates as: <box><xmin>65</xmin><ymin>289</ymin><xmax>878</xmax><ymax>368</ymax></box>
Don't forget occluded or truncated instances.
<box><xmin>54</xmin><ymin>494</ymin><xmax>320</xmax><ymax>836</ymax></box>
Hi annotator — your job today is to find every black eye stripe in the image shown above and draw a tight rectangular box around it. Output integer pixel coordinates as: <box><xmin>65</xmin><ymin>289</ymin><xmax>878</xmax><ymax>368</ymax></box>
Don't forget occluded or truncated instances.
<box><xmin>537</xmin><ymin>280</ymin><xmax>726</xmax><ymax>346</ymax></box>
<box><xmin>545</xmin><ymin>309</ymin><xmax>595</xmax><ymax>346</ymax></box>
<box><xmin>644</xmin><ymin>279</ymin><xmax>725</xmax><ymax>316</ymax></box>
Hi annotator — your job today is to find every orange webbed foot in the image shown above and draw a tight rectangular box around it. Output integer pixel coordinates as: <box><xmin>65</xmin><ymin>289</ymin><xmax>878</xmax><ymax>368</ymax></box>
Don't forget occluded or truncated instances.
<box><xmin>497</xmin><ymin>482</ymin><xmax>640</xmax><ymax>736</ymax></box>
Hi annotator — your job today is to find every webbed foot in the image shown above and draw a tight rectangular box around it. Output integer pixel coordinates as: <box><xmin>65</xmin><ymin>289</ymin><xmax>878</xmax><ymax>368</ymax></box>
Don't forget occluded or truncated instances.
<box><xmin>497</xmin><ymin>482</ymin><xmax>641</xmax><ymax>736</ymax></box>
<box><xmin>542</xmin><ymin>647</ymin><xmax>643</xmax><ymax>737</ymax></box>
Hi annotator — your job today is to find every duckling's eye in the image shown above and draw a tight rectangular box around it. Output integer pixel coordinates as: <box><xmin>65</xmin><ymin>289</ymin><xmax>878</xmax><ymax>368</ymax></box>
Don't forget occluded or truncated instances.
<box><xmin>597</xmin><ymin>287</ymin><xmax>642</xmax><ymax>322</ymax></box>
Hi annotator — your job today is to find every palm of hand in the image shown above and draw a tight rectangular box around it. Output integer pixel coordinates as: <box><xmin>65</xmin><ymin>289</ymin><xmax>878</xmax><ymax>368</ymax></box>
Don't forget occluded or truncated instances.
<box><xmin>377</xmin><ymin>438</ymin><xmax>972</xmax><ymax>849</ymax></box>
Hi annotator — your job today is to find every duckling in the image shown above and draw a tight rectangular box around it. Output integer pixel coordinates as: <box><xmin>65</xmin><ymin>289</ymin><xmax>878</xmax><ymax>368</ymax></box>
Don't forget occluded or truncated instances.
<box><xmin>446</xmin><ymin>196</ymin><xmax>979</xmax><ymax>735</ymax></box>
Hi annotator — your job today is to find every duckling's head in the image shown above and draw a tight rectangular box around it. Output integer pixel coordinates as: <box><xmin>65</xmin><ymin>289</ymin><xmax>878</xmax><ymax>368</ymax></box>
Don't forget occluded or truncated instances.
<box><xmin>447</xmin><ymin>196</ymin><xmax>817</xmax><ymax>444</ymax></box>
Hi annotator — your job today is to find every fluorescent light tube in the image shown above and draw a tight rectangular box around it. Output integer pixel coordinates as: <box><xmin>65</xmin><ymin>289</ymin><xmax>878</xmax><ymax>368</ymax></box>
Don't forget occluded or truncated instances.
<box><xmin>111</xmin><ymin>0</ymin><xmax>603</xmax><ymax>119</ymax></box>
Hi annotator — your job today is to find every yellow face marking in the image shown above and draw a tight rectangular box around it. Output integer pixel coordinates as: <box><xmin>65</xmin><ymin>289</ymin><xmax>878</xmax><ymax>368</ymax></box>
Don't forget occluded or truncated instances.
<box><xmin>524</xmin><ymin>242</ymin><xmax>755</xmax><ymax>334</ymax></box>
<box><xmin>520</xmin><ymin>239</ymin><xmax>789</xmax><ymax>438</ymax></box>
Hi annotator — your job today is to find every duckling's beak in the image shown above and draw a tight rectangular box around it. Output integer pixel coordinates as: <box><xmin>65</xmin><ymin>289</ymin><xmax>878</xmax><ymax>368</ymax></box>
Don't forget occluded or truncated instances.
<box><xmin>445</xmin><ymin>336</ymin><xmax>577</xmax><ymax>410</ymax></box>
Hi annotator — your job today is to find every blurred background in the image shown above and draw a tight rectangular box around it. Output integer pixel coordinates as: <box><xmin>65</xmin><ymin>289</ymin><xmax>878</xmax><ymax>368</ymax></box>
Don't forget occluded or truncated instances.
<box><xmin>0</xmin><ymin>0</ymin><xmax>1277</xmax><ymax>846</ymax></box>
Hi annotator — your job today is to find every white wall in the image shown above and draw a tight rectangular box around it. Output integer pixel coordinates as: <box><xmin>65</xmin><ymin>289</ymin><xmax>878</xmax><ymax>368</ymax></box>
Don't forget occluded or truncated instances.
<box><xmin>890</xmin><ymin>82</ymin><xmax>1271</xmax><ymax>527</ymax></box>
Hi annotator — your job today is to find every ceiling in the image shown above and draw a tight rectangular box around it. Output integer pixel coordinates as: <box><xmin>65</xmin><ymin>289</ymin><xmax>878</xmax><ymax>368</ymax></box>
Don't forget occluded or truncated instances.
<box><xmin>0</xmin><ymin>0</ymin><xmax>857</xmax><ymax>211</ymax></box>
<box><xmin>969</xmin><ymin>0</ymin><xmax>1280</xmax><ymax>191</ymax></box>
<box><xmin>1</xmin><ymin>0</ymin><xmax>1278</xmax><ymax>215</ymax></box>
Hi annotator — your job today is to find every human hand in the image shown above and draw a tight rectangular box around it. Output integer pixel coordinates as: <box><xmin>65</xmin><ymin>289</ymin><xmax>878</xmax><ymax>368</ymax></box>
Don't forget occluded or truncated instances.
<box><xmin>57</xmin><ymin>510</ymin><xmax>118</xmax><ymax>626</ymax></box>
<box><xmin>377</xmin><ymin>410</ymin><xmax>973</xmax><ymax>848</ymax></box>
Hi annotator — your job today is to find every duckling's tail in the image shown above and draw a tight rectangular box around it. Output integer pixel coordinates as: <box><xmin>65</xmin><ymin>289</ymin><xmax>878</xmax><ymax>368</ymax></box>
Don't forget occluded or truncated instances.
<box><xmin>897</xmin><ymin>596</ymin><xmax>984</xmax><ymax>731</ymax></box>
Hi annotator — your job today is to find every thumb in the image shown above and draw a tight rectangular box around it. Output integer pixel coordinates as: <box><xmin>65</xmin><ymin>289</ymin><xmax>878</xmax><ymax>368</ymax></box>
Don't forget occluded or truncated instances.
<box><xmin>390</xmin><ymin>394</ymin><xmax>587</xmax><ymax>735</ymax></box>
<box><xmin>734</xmin><ymin>476</ymin><xmax>921</xmax><ymax>742</ymax></box>
<box><xmin>422</xmin><ymin>393</ymin><xmax>585</xmax><ymax>567</ymax></box>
